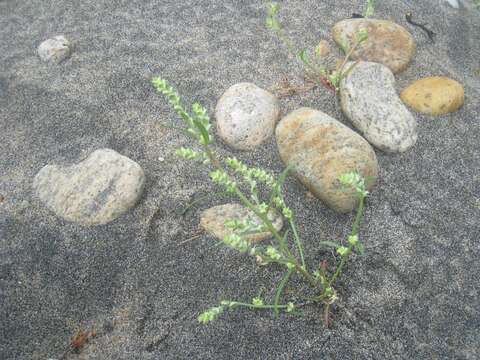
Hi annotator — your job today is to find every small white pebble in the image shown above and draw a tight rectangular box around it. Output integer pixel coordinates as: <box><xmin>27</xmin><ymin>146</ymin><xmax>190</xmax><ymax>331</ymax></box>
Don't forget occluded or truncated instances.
<box><xmin>38</xmin><ymin>35</ymin><xmax>72</xmax><ymax>64</ymax></box>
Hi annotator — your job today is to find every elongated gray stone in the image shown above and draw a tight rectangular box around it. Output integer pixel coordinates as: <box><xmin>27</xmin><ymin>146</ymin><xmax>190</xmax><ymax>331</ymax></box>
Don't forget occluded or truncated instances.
<box><xmin>340</xmin><ymin>61</ymin><xmax>417</xmax><ymax>153</ymax></box>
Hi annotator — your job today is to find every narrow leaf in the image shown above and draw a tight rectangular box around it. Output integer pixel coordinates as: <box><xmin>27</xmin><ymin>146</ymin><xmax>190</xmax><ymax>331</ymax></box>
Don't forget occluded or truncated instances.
<box><xmin>274</xmin><ymin>269</ymin><xmax>293</xmax><ymax>317</ymax></box>
<box><xmin>192</xmin><ymin>119</ymin><xmax>211</xmax><ymax>144</ymax></box>
<box><xmin>318</xmin><ymin>241</ymin><xmax>342</xmax><ymax>249</ymax></box>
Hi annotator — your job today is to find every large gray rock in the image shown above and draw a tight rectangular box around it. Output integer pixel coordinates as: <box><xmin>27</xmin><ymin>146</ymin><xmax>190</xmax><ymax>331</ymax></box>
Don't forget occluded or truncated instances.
<box><xmin>33</xmin><ymin>149</ymin><xmax>145</xmax><ymax>225</ymax></box>
<box><xmin>276</xmin><ymin>107</ymin><xmax>378</xmax><ymax>213</ymax></box>
<box><xmin>37</xmin><ymin>35</ymin><xmax>72</xmax><ymax>64</ymax></box>
<box><xmin>215</xmin><ymin>83</ymin><xmax>280</xmax><ymax>150</ymax></box>
<box><xmin>340</xmin><ymin>61</ymin><xmax>417</xmax><ymax>153</ymax></box>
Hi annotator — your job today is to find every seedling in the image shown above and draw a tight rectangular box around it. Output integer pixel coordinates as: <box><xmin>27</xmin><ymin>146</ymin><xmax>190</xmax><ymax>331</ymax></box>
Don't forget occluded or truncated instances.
<box><xmin>364</xmin><ymin>0</ymin><xmax>376</xmax><ymax>18</ymax></box>
<box><xmin>152</xmin><ymin>79</ymin><xmax>370</xmax><ymax>327</ymax></box>
<box><xmin>266</xmin><ymin>3</ymin><xmax>369</xmax><ymax>91</ymax></box>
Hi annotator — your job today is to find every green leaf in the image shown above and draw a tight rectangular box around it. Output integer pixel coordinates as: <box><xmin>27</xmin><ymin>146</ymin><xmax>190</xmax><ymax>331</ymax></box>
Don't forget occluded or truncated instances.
<box><xmin>355</xmin><ymin>242</ymin><xmax>365</xmax><ymax>255</ymax></box>
<box><xmin>268</xmin><ymin>164</ymin><xmax>292</xmax><ymax>204</ymax></box>
<box><xmin>318</xmin><ymin>241</ymin><xmax>342</xmax><ymax>249</ymax></box>
<box><xmin>363</xmin><ymin>0</ymin><xmax>375</xmax><ymax>18</ymax></box>
<box><xmin>277</xmin><ymin>165</ymin><xmax>292</xmax><ymax>191</ymax></box>
<box><xmin>298</xmin><ymin>49</ymin><xmax>309</xmax><ymax>65</ymax></box>
<box><xmin>274</xmin><ymin>269</ymin><xmax>293</xmax><ymax>317</ymax></box>
<box><xmin>192</xmin><ymin>118</ymin><xmax>211</xmax><ymax>145</ymax></box>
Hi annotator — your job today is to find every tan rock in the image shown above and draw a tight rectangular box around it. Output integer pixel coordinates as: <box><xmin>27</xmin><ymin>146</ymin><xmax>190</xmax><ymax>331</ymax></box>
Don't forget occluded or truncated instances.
<box><xmin>33</xmin><ymin>149</ymin><xmax>145</xmax><ymax>225</ymax></box>
<box><xmin>200</xmin><ymin>203</ymin><xmax>283</xmax><ymax>243</ymax></box>
<box><xmin>276</xmin><ymin>108</ymin><xmax>378</xmax><ymax>213</ymax></box>
<box><xmin>332</xmin><ymin>19</ymin><xmax>416</xmax><ymax>74</ymax></box>
<box><xmin>215</xmin><ymin>83</ymin><xmax>280</xmax><ymax>150</ymax></box>
<box><xmin>316</xmin><ymin>40</ymin><xmax>331</xmax><ymax>57</ymax></box>
<box><xmin>400</xmin><ymin>76</ymin><xmax>465</xmax><ymax>115</ymax></box>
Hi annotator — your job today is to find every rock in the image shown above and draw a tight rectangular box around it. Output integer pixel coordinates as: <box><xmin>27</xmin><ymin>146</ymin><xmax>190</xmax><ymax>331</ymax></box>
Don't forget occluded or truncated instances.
<box><xmin>200</xmin><ymin>203</ymin><xmax>283</xmax><ymax>242</ymax></box>
<box><xmin>316</xmin><ymin>40</ymin><xmax>331</xmax><ymax>57</ymax></box>
<box><xmin>340</xmin><ymin>61</ymin><xmax>417</xmax><ymax>153</ymax></box>
<box><xmin>215</xmin><ymin>83</ymin><xmax>280</xmax><ymax>150</ymax></box>
<box><xmin>33</xmin><ymin>149</ymin><xmax>145</xmax><ymax>225</ymax></box>
<box><xmin>400</xmin><ymin>76</ymin><xmax>465</xmax><ymax>115</ymax></box>
<box><xmin>332</xmin><ymin>19</ymin><xmax>416</xmax><ymax>74</ymax></box>
<box><xmin>275</xmin><ymin>108</ymin><xmax>378</xmax><ymax>213</ymax></box>
<box><xmin>37</xmin><ymin>35</ymin><xmax>72</xmax><ymax>64</ymax></box>
<box><xmin>445</xmin><ymin>0</ymin><xmax>460</xmax><ymax>9</ymax></box>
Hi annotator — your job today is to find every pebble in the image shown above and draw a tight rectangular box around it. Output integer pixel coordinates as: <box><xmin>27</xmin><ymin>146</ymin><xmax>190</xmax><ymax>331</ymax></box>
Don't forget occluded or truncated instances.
<box><xmin>275</xmin><ymin>107</ymin><xmax>378</xmax><ymax>213</ymax></box>
<box><xmin>316</xmin><ymin>40</ymin><xmax>331</xmax><ymax>57</ymax></box>
<box><xmin>200</xmin><ymin>203</ymin><xmax>283</xmax><ymax>242</ymax></box>
<box><xmin>332</xmin><ymin>19</ymin><xmax>416</xmax><ymax>74</ymax></box>
<box><xmin>33</xmin><ymin>149</ymin><xmax>145</xmax><ymax>225</ymax></box>
<box><xmin>38</xmin><ymin>35</ymin><xmax>72</xmax><ymax>64</ymax></box>
<box><xmin>340</xmin><ymin>61</ymin><xmax>418</xmax><ymax>153</ymax></box>
<box><xmin>215</xmin><ymin>83</ymin><xmax>280</xmax><ymax>150</ymax></box>
<box><xmin>400</xmin><ymin>76</ymin><xmax>465</xmax><ymax>115</ymax></box>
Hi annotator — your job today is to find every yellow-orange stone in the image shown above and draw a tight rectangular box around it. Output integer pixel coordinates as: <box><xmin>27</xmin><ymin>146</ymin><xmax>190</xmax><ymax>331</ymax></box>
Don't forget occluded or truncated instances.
<box><xmin>400</xmin><ymin>77</ymin><xmax>464</xmax><ymax>115</ymax></box>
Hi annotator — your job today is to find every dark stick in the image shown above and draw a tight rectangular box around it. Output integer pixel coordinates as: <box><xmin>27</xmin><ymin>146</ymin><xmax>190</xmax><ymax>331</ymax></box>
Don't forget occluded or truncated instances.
<box><xmin>406</xmin><ymin>12</ymin><xmax>436</xmax><ymax>42</ymax></box>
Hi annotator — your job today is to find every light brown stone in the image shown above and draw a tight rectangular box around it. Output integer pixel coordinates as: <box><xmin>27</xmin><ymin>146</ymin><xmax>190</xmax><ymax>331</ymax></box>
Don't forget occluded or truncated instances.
<box><xmin>215</xmin><ymin>83</ymin><xmax>280</xmax><ymax>150</ymax></box>
<box><xmin>33</xmin><ymin>149</ymin><xmax>145</xmax><ymax>225</ymax></box>
<box><xmin>276</xmin><ymin>108</ymin><xmax>378</xmax><ymax>213</ymax></box>
<box><xmin>332</xmin><ymin>19</ymin><xmax>416</xmax><ymax>74</ymax></box>
<box><xmin>400</xmin><ymin>76</ymin><xmax>464</xmax><ymax>115</ymax></box>
<box><xmin>316</xmin><ymin>40</ymin><xmax>331</xmax><ymax>57</ymax></box>
<box><xmin>200</xmin><ymin>203</ymin><xmax>283</xmax><ymax>243</ymax></box>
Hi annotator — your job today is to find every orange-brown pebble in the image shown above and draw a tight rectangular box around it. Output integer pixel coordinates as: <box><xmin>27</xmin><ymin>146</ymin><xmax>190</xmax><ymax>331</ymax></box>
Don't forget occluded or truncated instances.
<box><xmin>400</xmin><ymin>77</ymin><xmax>464</xmax><ymax>115</ymax></box>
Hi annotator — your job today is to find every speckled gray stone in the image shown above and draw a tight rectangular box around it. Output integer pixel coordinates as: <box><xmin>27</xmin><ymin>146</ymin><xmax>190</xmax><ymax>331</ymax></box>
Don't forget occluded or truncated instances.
<box><xmin>276</xmin><ymin>107</ymin><xmax>378</xmax><ymax>213</ymax></box>
<box><xmin>340</xmin><ymin>61</ymin><xmax>417</xmax><ymax>153</ymax></box>
<box><xmin>33</xmin><ymin>149</ymin><xmax>145</xmax><ymax>225</ymax></box>
<box><xmin>37</xmin><ymin>35</ymin><xmax>72</xmax><ymax>64</ymax></box>
<box><xmin>200</xmin><ymin>203</ymin><xmax>283</xmax><ymax>242</ymax></box>
<box><xmin>215</xmin><ymin>83</ymin><xmax>280</xmax><ymax>150</ymax></box>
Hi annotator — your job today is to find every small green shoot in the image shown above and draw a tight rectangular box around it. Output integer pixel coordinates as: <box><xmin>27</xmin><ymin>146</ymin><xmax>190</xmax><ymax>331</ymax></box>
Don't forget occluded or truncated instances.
<box><xmin>266</xmin><ymin>2</ymin><xmax>369</xmax><ymax>91</ymax></box>
<box><xmin>364</xmin><ymin>0</ymin><xmax>376</xmax><ymax>18</ymax></box>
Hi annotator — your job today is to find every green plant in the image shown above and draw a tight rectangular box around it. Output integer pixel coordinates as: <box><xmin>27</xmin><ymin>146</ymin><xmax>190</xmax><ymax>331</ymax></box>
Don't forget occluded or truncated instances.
<box><xmin>151</xmin><ymin>78</ymin><xmax>370</xmax><ymax>327</ymax></box>
<box><xmin>364</xmin><ymin>0</ymin><xmax>376</xmax><ymax>18</ymax></box>
<box><xmin>266</xmin><ymin>3</ymin><xmax>369</xmax><ymax>91</ymax></box>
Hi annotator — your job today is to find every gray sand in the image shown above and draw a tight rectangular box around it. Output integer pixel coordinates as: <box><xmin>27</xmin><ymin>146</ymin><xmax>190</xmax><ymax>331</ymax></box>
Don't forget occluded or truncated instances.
<box><xmin>1</xmin><ymin>0</ymin><xmax>479</xmax><ymax>359</ymax></box>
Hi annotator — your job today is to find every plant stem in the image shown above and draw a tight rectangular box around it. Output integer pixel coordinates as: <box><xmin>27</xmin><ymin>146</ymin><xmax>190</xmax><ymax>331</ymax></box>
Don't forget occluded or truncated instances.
<box><xmin>329</xmin><ymin>251</ymin><xmax>349</xmax><ymax>286</ymax></box>
<box><xmin>275</xmin><ymin>30</ymin><xmax>326</xmax><ymax>78</ymax></box>
<box><xmin>229</xmin><ymin>301</ymin><xmax>290</xmax><ymax>310</ymax></box>
<box><xmin>296</xmin><ymin>264</ymin><xmax>318</xmax><ymax>288</ymax></box>
<box><xmin>351</xmin><ymin>195</ymin><xmax>365</xmax><ymax>236</ymax></box>
<box><xmin>337</xmin><ymin>38</ymin><xmax>363</xmax><ymax>78</ymax></box>
<box><xmin>289</xmin><ymin>219</ymin><xmax>306</xmax><ymax>270</ymax></box>
<box><xmin>235</xmin><ymin>189</ymin><xmax>287</xmax><ymax>249</ymax></box>
<box><xmin>329</xmin><ymin>194</ymin><xmax>366</xmax><ymax>287</ymax></box>
<box><xmin>274</xmin><ymin>269</ymin><xmax>294</xmax><ymax>316</ymax></box>
<box><xmin>236</xmin><ymin>188</ymin><xmax>319</xmax><ymax>288</ymax></box>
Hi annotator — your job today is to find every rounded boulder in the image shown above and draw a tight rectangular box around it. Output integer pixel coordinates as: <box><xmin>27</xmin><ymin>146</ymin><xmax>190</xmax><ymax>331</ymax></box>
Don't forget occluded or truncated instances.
<box><xmin>276</xmin><ymin>108</ymin><xmax>378</xmax><ymax>213</ymax></box>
